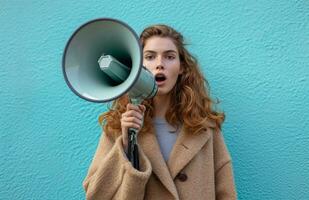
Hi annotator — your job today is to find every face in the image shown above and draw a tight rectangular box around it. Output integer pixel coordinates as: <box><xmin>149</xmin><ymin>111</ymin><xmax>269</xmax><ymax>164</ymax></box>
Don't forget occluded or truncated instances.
<box><xmin>143</xmin><ymin>36</ymin><xmax>182</xmax><ymax>96</ymax></box>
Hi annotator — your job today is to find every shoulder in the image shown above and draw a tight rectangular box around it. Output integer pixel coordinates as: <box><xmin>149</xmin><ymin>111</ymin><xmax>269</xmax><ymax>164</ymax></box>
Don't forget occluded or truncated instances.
<box><xmin>210</xmin><ymin>128</ymin><xmax>232</xmax><ymax>171</ymax></box>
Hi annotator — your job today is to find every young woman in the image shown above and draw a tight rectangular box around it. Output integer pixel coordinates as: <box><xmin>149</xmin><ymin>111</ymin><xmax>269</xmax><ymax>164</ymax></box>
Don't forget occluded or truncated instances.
<box><xmin>83</xmin><ymin>24</ymin><xmax>237</xmax><ymax>200</ymax></box>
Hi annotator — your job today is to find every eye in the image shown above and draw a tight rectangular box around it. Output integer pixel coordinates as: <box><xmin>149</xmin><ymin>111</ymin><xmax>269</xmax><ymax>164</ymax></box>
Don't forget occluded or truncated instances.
<box><xmin>166</xmin><ymin>55</ymin><xmax>175</xmax><ymax>60</ymax></box>
<box><xmin>144</xmin><ymin>55</ymin><xmax>155</xmax><ymax>60</ymax></box>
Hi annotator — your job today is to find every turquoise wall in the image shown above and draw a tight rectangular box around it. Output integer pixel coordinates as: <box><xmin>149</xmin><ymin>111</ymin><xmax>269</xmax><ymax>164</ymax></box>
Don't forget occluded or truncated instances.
<box><xmin>1</xmin><ymin>0</ymin><xmax>308</xmax><ymax>199</ymax></box>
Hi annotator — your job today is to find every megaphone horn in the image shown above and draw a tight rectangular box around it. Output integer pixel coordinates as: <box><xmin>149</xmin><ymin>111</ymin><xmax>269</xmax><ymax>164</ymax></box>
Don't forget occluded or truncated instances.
<box><xmin>62</xmin><ymin>18</ymin><xmax>157</xmax><ymax>103</ymax></box>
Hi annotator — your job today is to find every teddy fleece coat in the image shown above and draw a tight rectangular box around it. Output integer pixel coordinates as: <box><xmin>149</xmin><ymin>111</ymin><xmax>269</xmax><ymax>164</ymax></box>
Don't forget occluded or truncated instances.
<box><xmin>83</xmin><ymin>123</ymin><xmax>237</xmax><ymax>200</ymax></box>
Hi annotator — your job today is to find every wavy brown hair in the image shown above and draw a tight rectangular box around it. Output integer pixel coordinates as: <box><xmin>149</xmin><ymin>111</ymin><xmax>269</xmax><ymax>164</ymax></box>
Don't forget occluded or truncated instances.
<box><xmin>99</xmin><ymin>24</ymin><xmax>225</xmax><ymax>137</ymax></box>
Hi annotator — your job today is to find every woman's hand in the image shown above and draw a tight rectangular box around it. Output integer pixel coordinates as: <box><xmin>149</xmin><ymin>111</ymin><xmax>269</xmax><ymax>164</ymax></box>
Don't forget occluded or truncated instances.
<box><xmin>121</xmin><ymin>103</ymin><xmax>146</xmax><ymax>152</ymax></box>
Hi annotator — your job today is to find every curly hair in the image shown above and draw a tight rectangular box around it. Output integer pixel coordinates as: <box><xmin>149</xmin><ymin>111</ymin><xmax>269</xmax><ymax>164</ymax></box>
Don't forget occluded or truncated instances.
<box><xmin>99</xmin><ymin>24</ymin><xmax>225</xmax><ymax>137</ymax></box>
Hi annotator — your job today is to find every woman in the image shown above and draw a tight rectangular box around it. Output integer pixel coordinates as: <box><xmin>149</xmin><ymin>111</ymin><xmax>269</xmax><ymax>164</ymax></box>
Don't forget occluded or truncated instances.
<box><xmin>83</xmin><ymin>24</ymin><xmax>237</xmax><ymax>200</ymax></box>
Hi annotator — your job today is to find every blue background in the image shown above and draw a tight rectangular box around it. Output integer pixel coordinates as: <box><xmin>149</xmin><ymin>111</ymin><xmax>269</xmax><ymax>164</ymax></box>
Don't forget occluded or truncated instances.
<box><xmin>1</xmin><ymin>0</ymin><xmax>308</xmax><ymax>199</ymax></box>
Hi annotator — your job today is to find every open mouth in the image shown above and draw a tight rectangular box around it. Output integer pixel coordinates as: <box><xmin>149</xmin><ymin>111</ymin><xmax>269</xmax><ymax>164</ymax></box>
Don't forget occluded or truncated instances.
<box><xmin>155</xmin><ymin>73</ymin><xmax>166</xmax><ymax>83</ymax></box>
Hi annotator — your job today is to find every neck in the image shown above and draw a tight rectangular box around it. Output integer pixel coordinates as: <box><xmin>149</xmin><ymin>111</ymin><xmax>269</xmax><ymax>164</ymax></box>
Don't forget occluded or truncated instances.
<box><xmin>153</xmin><ymin>94</ymin><xmax>171</xmax><ymax>118</ymax></box>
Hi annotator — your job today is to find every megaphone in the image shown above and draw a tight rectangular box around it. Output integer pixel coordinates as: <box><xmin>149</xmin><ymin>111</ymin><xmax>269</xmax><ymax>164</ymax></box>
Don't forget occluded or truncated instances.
<box><xmin>62</xmin><ymin>18</ymin><xmax>158</xmax><ymax>170</ymax></box>
<box><xmin>62</xmin><ymin>18</ymin><xmax>157</xmax><ymax>104</ymax></box>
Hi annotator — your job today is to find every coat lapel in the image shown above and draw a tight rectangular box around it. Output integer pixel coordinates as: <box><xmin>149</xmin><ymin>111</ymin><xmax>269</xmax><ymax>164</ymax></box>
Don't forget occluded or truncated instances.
<box><xmin>139</xmin><ymin>127</ymin><xmax>179</xmax><ymax>199</ymax></box>
<box><xmin>138</xmin><ymin>121</ymin><xmax>215</xmax><ymax>198</ymax></box>
<box><xmin>167</xmin><ymin>125</ymin><xmax>213</xmax><ymax>179</ymax></box>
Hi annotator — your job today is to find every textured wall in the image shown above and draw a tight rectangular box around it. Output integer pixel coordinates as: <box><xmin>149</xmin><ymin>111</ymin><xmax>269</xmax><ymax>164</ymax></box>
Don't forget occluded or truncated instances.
<box><xmin>0</xmin><ymin>0</ymin><xmax>308</xmax><ymax>199</ymax></box>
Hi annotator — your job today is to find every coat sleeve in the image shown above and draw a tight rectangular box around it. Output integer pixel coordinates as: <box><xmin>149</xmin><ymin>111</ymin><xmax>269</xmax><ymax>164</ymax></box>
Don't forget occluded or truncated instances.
<box><xmin>213</xmin><ymin>130</ymin><xmax>237</xmax><ymax>200</ymax></box>
<box><xmin>83</xmin><ymin>132</ymin><xmax>152</xmax><ymax>200</ymax></box>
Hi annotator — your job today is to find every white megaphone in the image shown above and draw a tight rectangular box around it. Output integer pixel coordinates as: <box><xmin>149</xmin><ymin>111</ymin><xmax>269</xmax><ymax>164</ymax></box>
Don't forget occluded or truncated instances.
<box><xmin>62</xmin><ymin>18</ymin><xmax>158</xmax><ymax>169</ymax></box>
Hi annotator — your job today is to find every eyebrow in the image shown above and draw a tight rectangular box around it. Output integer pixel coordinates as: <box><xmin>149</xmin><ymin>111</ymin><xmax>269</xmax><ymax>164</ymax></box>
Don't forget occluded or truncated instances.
<box><xmin>143</xmin><ymin>50</ymin><xmax>177</xmax><ymax>54</ymax></box>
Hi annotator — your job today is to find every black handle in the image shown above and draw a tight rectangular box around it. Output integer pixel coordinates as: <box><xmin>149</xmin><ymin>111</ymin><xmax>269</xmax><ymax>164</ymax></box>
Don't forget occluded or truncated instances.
<box><xmin>127</xmin><ymin>129</ymin><xmax>139</xmax><ymax>170</ymax></box>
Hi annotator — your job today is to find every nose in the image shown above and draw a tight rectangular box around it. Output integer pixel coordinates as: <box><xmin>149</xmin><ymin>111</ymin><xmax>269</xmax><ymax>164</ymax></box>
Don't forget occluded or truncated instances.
<box><xmin>156</xmin><ymin>65</ymin><xmax>164</xmax><ymax>70</ymax></box>
<box><xmin>156</xmin><ymin>56</ymin><xmax>165</xmax><ymax>70</ymax></box>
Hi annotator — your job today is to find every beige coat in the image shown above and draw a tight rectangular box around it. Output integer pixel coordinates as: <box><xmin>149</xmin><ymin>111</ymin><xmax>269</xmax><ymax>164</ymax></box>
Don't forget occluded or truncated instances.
<box><xmin>83</xmin><ymin>122</ymin><xmax>237</xmax><ymax>200</ymax></box>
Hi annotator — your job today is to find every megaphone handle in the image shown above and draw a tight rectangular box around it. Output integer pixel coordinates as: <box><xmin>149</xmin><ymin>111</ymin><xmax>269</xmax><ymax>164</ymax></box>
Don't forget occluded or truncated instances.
<box><xmin>128</xmin><ymin>129</ymin><xmax>139</xmax><ymax>169</ymax></box>
<box><xmin>127</xmin><ymin>130</ymin><xmax>133</xmax><ymax>162</ymax></box>
<box><xmin>133</xmin><ymin>143</ymin><xmax>139</xmax><ymax>170</ymax></box>
<box><xmin>127</xmin><ymin>98</ymin><xmax>143</xmax><ymax>170</ymax></box>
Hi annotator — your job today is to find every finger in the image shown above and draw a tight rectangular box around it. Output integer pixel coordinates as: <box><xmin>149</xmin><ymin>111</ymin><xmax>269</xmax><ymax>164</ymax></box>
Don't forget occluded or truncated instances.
<box><xmin>123</xmin><ymin>110</ymin><xmax>143</xmax><ymax>120</ymax></box>
<box><xmin>138</xmin><ymin>105</ymin><xmax>146</xmax><ymax>113</ymax></box>
<box><xmin>127</xmin><ymin>103</ymin><xmax>143</xmax><ymax>113</ymax></box>
<box><xmin>122</xmin><ymin>111</ymin><xmax>142</xmax><ymax>121</ymax></box>
<box><xmin>122</xmin><ymin>122</ymin><xmax>141</xmax><ymax>130</ymax></box>
<box><xmin>123</xmin><ymin>117</ymin><xmax>143</xmax><ymax>126</ymax></box>
<box><xmin>121</xmin><ymin>117</ymin><xmax>143</xmax><ymax>132</ymax></box>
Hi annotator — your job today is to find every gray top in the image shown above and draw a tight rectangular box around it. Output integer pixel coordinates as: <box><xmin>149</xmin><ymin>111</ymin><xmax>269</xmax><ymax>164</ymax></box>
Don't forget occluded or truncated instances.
<box><xmin>153</xmin><ymin>117</ymin><xmax>181</xmax><ymax>161</ymax></box>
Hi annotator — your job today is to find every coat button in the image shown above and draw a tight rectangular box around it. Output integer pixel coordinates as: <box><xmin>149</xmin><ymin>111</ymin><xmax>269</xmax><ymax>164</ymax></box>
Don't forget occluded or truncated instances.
<box><xmin>176</xmin><ymin>172</ymin><xmax>188</xmax><ymax>182</ymax></box>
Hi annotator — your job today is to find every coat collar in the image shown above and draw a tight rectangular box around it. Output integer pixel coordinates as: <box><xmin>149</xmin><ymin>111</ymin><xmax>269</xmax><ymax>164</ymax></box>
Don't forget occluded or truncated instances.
<box><xmin>167</xmin><ymin>126</ymin><xmax>212</xmax><ymax>179</ymax></box>
<box><xmin>139</xmin><ymin>121</ymin><xmax>214</xmax><ymax>199</ymax></box>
